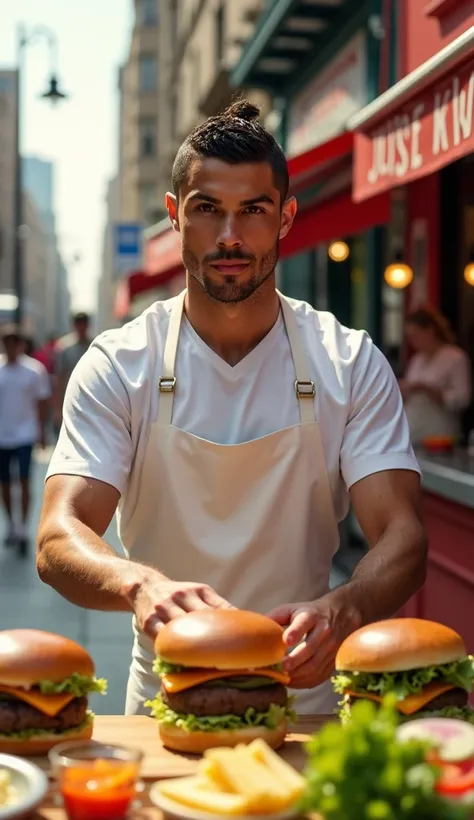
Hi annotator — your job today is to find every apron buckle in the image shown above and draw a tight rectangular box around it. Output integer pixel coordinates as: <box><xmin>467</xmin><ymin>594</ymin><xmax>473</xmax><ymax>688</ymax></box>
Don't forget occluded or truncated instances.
<box><xmin>159</xmin><ymin>377</ymin><xmax>177</xmax><ymax>392</ymax></box>
<box><xmin>295</xmin><ymin>380</ymin><xmax>315</xmax><ymax>398</ymax></box>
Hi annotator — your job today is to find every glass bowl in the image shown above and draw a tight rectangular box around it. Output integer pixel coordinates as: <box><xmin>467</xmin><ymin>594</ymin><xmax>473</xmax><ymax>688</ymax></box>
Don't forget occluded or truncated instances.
<box><xmin>49</xmin><ymin>741</ymin><xmax>143</xmax><ymax>820</ymax></box>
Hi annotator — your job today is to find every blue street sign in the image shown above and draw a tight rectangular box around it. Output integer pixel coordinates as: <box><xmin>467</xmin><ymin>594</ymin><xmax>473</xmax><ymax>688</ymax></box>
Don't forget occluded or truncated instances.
<box><xmin>113</xmin><ymin>223</ymin><xmax>143</xmax><ymax>277</ymax></box>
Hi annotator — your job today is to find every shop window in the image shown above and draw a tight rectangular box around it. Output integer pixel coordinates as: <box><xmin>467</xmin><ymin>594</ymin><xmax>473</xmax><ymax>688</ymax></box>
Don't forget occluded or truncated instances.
<box><xmin>139</xmin><ymin>118</ymin><xmax>156</xmax><ymax>158</ymax></box>
<box><xmin>139</xmin><ymin>54</ymin><xmax>157</xmax><ymax>92</ymax></box>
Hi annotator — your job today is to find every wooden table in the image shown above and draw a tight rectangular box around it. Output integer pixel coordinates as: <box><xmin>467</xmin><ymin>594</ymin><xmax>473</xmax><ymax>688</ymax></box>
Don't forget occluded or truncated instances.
<box><xmin>32</xmin><ymin>714</ymin><xmax>332</xmax><ymax>819</ymax></box>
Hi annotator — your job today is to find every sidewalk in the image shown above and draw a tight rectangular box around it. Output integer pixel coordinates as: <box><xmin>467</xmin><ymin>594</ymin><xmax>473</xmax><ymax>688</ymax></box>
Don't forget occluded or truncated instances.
<box><xmin>0</xmin><ymin>450</ymin><xmax>347</xmax><ymax>716</ymax></box>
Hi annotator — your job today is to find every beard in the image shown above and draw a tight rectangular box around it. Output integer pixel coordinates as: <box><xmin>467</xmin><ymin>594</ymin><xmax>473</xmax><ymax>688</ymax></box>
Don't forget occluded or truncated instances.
<box><xmin>182</xmin><ymin>242</ymin><xmax>279</xmax><ymax>304</ymax></box>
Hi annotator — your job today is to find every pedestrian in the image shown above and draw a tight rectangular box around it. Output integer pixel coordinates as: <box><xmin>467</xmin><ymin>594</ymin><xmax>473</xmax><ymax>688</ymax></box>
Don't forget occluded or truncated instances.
<box><xmin>0</xmin><ymin>332</ymin><xmax>51</xmax><ymax>555</ymax></box>
<box><xmin>37</xmin><ymin>100</ymin><xmax>426</xmax><ymax>716</ymax></box>
<box><xmin>53</xmin><ymin>312</ymin><xmax>91</xmax><ymax>430</ymax></box>
<box><xmin>399</xmin><ymin>307</ymin><xmax>472</xmax><ymax>444</ymax></box>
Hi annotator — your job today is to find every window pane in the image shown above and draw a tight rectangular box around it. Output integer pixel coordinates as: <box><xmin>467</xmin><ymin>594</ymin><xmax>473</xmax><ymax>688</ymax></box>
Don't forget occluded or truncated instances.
<box><xmin>139</xmin><ymin>118</ymin><xmax>156</xmax><ymax>157</ymax></box>
<box><xmin>140</xmin><ymin>0</ymin><xmax>158</xmax><ymax>26</ymax></box>
<box><xmin>139</xmin><ymin>55</ymin><xmax>157</xmax><ymax>91</ymax></box>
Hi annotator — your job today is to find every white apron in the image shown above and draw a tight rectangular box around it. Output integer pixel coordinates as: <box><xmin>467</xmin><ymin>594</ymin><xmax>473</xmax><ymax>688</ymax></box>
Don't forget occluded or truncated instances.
<box><xmin>124</xmin><ymin>290</ymin><xmax>339</xmax><ymax>716</ymax></box>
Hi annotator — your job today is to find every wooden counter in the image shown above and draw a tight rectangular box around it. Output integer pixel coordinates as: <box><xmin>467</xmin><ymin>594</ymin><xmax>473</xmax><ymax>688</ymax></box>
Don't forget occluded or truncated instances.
<box><xmin>32</xmin><ymin>714</ymin><xmax>332</xmax><ymax>819</ymax></box>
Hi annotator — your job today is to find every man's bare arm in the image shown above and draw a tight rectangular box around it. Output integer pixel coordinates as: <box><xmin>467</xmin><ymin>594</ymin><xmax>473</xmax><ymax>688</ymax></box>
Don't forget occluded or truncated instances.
<box><xmin>37</xmin><ymin>475</ymin><xmax>144</xmax><ymax>611</ymax></box>
<box><xmin>333</xmin><ymin>469</ymin><xmax>427</xmax><ymax>623</ymax></box>
<box><xmin>37</xmin><ymin>475</ymin><xmax>231</xmax><ymax>635</ymax></box>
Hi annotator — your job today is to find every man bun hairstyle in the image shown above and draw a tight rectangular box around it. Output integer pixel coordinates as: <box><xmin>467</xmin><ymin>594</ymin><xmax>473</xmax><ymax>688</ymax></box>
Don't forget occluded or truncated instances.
<box><xmin>172</xmin><ymin>98</ymin><xmax>289</xmax><ymax>202</ymax></box>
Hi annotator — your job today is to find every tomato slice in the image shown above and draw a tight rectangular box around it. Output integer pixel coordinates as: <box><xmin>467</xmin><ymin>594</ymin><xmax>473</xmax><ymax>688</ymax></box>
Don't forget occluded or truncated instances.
<box><xmin>436</xmin><ymin>762</ymin><xmax>474</xmax><ymax>795</ymax></box>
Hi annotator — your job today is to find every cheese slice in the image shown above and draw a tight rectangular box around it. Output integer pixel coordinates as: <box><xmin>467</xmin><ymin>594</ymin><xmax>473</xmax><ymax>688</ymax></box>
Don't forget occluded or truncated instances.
<box><xmin>161</xmin><ymin>668</ymin><xmax>291</xmax><ymax>694</ymax></box>
<box><xmin>0</xmin><ymin>684</ymin><xmax>76</xmax><ymax>717</ymax></box>
<box><xmin>344</xmin><ymin>681</ymin><xmax>456</xmax><ymax>716</ymax></box>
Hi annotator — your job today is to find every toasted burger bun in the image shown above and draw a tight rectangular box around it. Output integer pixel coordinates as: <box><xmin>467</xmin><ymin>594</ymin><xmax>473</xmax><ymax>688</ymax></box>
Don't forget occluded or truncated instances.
<box><xmin>0</xmin><ymin>721</ymin><xmax>93</xmax><ymax>757</ymax></box>
<box><xmin>158</xmin><ymin>720</ymin><xmax>287</xmax><ymax>753</ymax></box>
<box><xmin>156</xmin><ymin>609</ymin><xmax>286</xmax><ymax>670</ymax></box>
<box><xmin>336</xmin><ymin>618</ymin><xmax>466</xmax><ymax>673</ymax></box>
<box><xmin>0</xmin><ymin>629</ymin><xmax>95</xmax><ymax>687</ymax></box>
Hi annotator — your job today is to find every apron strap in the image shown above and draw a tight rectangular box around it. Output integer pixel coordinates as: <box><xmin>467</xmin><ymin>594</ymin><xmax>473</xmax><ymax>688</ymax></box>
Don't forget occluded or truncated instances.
<box><xmin>157</xmin><ymin>290</ymin><xmax>186</xmax><ymax>426</ymax></box>
<box><xmin>157</xmin><ymin>289</ymin><xmax>317</xmax><ymax>426</ymax></box>
<box><xmin>277</xmin><ymin>292</ymin><xmax>316</xmax><ymax>425</ymax></box>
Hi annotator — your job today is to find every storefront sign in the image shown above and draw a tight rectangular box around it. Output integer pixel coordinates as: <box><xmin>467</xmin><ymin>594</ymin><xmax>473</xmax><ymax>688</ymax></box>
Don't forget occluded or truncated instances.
<box><xmin>353</xmin><ymin>56</ymin><xmax>474</xmax><ymax>201</ymax></box>
<box><xmin>287</xmin><ymin>32</ymin><xmax>367</xmax><ymax>158</ymax></box>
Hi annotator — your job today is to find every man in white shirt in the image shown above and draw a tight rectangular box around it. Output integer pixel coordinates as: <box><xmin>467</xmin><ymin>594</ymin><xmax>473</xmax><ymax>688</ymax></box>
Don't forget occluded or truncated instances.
<box><xmin>0</xmin><ymin>332</ymin><xmax>51</xmax><ymax>554</ymax></box>
<box><xmin>38</xmin><ymin>100</ymin><xmax>426</xmax><ymax>717</ymax></box>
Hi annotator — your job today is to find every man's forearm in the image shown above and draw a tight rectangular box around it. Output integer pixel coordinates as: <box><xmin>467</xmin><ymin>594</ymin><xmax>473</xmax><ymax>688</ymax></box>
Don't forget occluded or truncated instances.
<box><xmin>37</xmin><ymin>516</ymin><xmax>158</xmax><ymax>611</ymax></box>
<box><xmin>332</xmin><ymin>517</ymin><xmax>427</xmax><ymax>625</ymax></box>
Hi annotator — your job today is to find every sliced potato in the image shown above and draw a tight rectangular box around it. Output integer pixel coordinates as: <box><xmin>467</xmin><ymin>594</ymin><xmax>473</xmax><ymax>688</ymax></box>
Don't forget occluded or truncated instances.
<box><xmin>247</xmin><ymin>739</ymin><xmax>305</xmax><ymax>797</ymax></box>
<box><xmin>158</xmin><ymin>777</ymin><xmax>249</xmax><ymax>815</ymax></box>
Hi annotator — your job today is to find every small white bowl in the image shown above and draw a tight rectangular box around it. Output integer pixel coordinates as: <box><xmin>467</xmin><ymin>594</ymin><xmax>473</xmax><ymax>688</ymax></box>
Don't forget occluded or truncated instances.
<box><xmin>0</xmin><ymin>754</ymin><xmax>48</xmax><ymax>820</ymax></box>
<box><xmin>149</xmin><ymin>783</ymin><xmax>300</xmax><ymax>820</ymax></box>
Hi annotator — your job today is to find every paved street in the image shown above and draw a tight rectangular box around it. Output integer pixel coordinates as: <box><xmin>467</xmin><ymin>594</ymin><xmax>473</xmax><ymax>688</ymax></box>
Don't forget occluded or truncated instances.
<box><xmin>0</xmin><ymin>450</ymin><xmax>347</xmax><ymax>715</ymax></box>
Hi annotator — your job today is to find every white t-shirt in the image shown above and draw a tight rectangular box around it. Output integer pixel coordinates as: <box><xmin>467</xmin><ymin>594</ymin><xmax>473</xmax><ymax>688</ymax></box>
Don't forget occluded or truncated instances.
<box><xmin>0</xmin><ymin>355</ymin><xmax>51</xmax><ymax>448</ymax></box>
<box><xmin>47</xmin><ymin>295</ymin><xmax>420</xmax><ymax>526</ymax></box>
<box><xmin>404</xmin><ymin>345</ymin><xmax>472</xmax><ymax>443</ymax></box>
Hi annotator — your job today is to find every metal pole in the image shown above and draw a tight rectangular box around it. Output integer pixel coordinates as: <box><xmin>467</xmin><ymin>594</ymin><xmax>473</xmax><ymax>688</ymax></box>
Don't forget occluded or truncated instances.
<box><xmin>13</xmin><ymin>24</ymin><xmax>24</xmax><ymax>329</ymax></box>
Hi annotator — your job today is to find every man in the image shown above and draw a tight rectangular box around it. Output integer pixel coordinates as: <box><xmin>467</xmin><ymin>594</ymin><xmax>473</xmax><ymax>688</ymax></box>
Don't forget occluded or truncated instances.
<box><xmin>38</xmin><ymin>100</ymin><xmax>426</xmax><ymax>715</ymax></box>
<box><xmin>0</xmin><ymin>332</ymin><xmax>50</xmax><ymax>555</ymax></box>
<box><xmin>53</xmin><ymin>313</ymin><xmax>91</xmax><ymax>430</ymax></box>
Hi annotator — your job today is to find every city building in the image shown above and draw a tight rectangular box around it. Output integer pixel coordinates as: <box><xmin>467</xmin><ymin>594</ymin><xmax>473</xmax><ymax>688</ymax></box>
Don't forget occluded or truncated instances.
<box><xmin>0</xmin><ymin>69</ymin><xmax>18</xmax><ymax>316</ymax></box>
<box><xmin>118</xmin><ymin>0</ymin><xmax>161</xmax><ymax>227</ymax></box>
<box><xmin>97</xmin><ymin>177</ymin><xmax>121</xmax><ymax>332</ymax></box>
<box><xmin>23</xmin><ymin>156</ymin><xmax>71</xmax><ymax>340</ymax></box>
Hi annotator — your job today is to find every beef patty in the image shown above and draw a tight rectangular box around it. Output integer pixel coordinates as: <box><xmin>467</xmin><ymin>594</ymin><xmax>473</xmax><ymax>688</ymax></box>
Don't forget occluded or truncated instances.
<box><xmin>0</xmin><ymin>696</ymin><xmax>87</xmax><ymax>734</ymax></box>
<box><xmin>346</xmin><ymin>688</ymin><xmax>468</xmax><ymax>713</ymax></box>
<box><xmin>162</xmin><ymin>682</ymin><xmax>288</xmax><ymax>717</ymax></box>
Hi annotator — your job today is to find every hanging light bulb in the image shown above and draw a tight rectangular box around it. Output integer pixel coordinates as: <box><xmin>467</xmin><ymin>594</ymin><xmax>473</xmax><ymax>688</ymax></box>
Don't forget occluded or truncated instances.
<box><xmin>464</xmin><ymin>249</ymin><xmax>474</xmax><ymax>286</ymax></box>
<box><xmin>384</xmin><ymin>252</ymin><xmax>414</xmax><ymax>289</ymax></box>
<box><xmin>328</xmin><ymin>240</ymin><xmax>350</xmax><ymax>262</ymax></box>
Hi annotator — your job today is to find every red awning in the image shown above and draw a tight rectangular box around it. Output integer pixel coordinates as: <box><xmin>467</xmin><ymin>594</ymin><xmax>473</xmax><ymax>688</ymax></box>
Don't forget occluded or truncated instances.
<box><xmin>287</xmin><ymin>131</ymin><xmax>354</xmax><ymax>193</ymax></box>
<box><xmin>143</xmin><ymin>227</ymin><xmax>181</xmax><ymax>276</ymax></box>
<box><xmin>281</xmin><ymin>189</ymin><xmax>390</xmax><ymax>258</ymax></box>
<box><xmin>128</xmin><ymin>266</ymin><xmax>183</xmax><ymax>299</ymax></box>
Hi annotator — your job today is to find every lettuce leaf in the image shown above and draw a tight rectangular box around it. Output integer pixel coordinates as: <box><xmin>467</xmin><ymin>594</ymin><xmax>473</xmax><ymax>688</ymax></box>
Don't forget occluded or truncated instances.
<box><xmin>37</xmin><ymin>674</ymin><xmax>107</xmax><ymax>697</ymax></box>
<box><xmin>337</xmin><ymin>698</ymin><xmax>474</xmax><ymax>724</ymax></box>
<box><xmin>0</xmin><ymin>711</ymin><xmax>94</xmax><ymax>740</ymax></box>
<box><xmin>145</xmin><ymin>694</ymin><xmax>296</xmax><ymax>733</ymax></box>
<box><xmin>332</xmin><ymin>656</ymin><xmax>474</xmax><ymax>700</ymax></box>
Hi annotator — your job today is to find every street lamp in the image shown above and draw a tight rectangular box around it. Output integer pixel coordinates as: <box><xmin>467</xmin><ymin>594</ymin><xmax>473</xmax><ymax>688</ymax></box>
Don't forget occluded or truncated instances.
<box><xmin>13</xmin><ymin>24</ymin><xmax>68</xmax><ymax>328</ymax></box>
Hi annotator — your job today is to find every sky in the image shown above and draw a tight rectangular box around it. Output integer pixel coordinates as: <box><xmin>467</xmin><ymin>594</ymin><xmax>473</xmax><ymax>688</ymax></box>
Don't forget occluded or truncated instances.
<box><xmin>0</xmin><ymin>0</ymin><xmax>134</xmax><ymax>312</ymax></box>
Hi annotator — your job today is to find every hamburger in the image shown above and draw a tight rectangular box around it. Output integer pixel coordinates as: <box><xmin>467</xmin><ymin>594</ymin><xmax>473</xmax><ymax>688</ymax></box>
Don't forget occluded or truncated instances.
<box><xmin>333</xmin><ymin>618</ymin><xmax>474</xmax><ymax>723</ymax></box>
<box><xmin>0</xmin><ymin>629</ymin><xmax>107</xmax><ymax>755</ymax></box>
<box><xmin>146</xmin><ymin>609</ymin><xmax>295</xmax><ymax>753</ymax></box>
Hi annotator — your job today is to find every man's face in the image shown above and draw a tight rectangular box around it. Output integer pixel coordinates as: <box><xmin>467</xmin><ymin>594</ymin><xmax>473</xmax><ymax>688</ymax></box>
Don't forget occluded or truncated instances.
<box><xmin>167</xmin><ymin>158</ymin><xmax>296</xmax><ymax>304</ymax></box>
<box><xmin>74</xmin><ymin>319</ymin><xmax>89</xmax><ymax>339</ymax></box>
<box><xmin>3</xmin><ymin>337</ymin><xmax>21</xmax><ymax>360</ymax></box>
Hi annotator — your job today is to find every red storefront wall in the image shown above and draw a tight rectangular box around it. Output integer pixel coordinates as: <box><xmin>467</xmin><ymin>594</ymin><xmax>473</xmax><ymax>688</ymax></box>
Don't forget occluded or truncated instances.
<box><xmin>351</xmin><ymin>4</ymin><xmax>474</xmax><ymax>636</ymax></box>
<box><xmin>401</xmin><ymin>494</ymin><xmax>474</xmax><ymax>654</ymax></box>
<box><xmin>401</xmin><ymin>0</ymin><xmax>474</xmax><ymax>312</ymax></box>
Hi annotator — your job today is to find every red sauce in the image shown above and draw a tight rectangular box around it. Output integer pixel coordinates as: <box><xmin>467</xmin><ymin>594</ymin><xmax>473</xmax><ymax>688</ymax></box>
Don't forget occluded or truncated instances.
<box><xmin>60</xmin><ymin>758</ymin><xmax>138</xmax><ymax>820</ymax></box>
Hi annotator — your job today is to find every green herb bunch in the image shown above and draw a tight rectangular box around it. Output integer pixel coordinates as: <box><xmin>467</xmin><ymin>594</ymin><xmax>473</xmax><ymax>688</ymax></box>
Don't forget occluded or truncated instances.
<box><xmin>301</xmin><ymin>697</ymin><xmax>471</xmax><ymax>820</ymax></box>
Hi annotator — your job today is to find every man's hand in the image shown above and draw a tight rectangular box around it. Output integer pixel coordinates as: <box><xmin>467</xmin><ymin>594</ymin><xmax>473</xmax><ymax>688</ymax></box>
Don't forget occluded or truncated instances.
<box><xmin>267</xmin><ymin>591</ymin><xmax>361</xmax><ymax>689</ymax></box>
<box><xmin>124</xmin><ymin>575</ymin><xmax>234</xmax><ymax>639</ymax></box>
